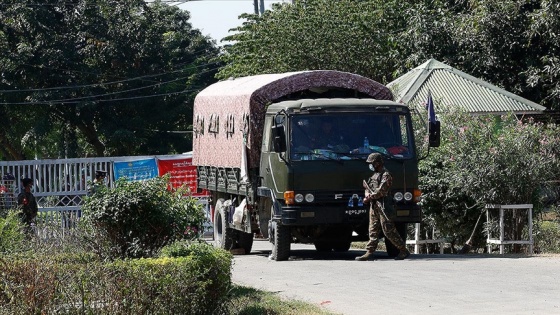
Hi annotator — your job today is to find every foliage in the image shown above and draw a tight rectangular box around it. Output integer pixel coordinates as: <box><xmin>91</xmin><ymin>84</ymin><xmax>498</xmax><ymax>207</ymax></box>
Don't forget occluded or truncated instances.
<box><xmin>224</xmin><ymin>285</ymin><xmax>335</xmax><ymax>315</ymax></box>
<box><xmin>160</xmin><ymin>239</ymin><xmax>209</xmax><ymax>258</ymax></box>
<box><xmin>419</xmin><ymin>109</ymin><xmax>560</xmax><ymax>250</ymax></box>
<box><xmin>0</xmin><ymin>0</ymin><xmax>221</xmax><ymax>160</ymax></box>
<box><xmin>534</xmin><ymin>220</ymin><xmax>560</xmax><ymax>253</ymax></box>
<box><xmin>0</xmin><ymin>210</ymin><xmax>26</xmax><ymax>255</ymax></box>
<box><xmin>219</xmin><ymin>0</ymin><xmax>560</xmax><ymax>110</ymax></box>
<box><xmin>219</xmin><ymin>0</ymin><xmax>410</xmax><ymax>83</ymax></box>
<box><xmin>80</xmin><ymin>176</ymin><xmax>207</xmax><ymax>259</ymax></box>
<box><xmin>0</xmin><ymin>248</ymin><xmax>232</xmax><ymax>315</ymax></box>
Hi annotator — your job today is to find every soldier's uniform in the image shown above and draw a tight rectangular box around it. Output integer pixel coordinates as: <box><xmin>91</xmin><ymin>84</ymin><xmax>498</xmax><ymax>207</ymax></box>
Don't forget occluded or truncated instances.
<box><xmin>356</xmin><ymin>153</ymin><xmax>409</xmax><ymax>261</ymax></box>
<box><xmin>364</xmin><ymin>167</ymin><xmax>406</xmax><ymax>253</ymax></box>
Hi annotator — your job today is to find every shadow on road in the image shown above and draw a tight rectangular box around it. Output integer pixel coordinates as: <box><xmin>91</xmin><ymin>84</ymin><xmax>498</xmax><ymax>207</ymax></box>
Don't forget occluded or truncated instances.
<box><xmin>241</xmin><ymin>241</ymin><xmax>534</xmax><ymax>261</ymax></box>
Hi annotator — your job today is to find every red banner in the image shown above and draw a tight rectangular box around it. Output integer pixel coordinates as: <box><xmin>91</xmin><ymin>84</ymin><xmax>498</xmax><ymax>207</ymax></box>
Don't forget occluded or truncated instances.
<box><xmin>157</xmin><ymin>157</ymin><xmax>209</xmax><ymax>196</ymax></box>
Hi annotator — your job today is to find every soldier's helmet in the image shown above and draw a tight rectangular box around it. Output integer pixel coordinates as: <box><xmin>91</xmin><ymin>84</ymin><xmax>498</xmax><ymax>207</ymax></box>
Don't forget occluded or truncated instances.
<box><xmin>366</xmin><ymin>153</ymin><xmax>383</xmax><ymax>164</ymax></box>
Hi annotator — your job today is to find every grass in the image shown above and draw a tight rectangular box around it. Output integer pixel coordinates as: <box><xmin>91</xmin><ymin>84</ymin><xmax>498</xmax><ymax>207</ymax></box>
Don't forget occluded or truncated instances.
<box><xmin>224</xmin><ymin>285</ymin><xmax>339</xmax><ymax>315</ymax></box>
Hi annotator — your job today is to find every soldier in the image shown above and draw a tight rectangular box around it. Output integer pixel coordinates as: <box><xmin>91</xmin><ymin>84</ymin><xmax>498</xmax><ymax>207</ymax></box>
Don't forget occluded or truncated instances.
<box><xmin>356</xmin><ymin>153</ymin><xmax>410</xmax><ymax>261</ymax></box>
<box><xmin>17</xmin><ymin>177</ymin><xmax>38</xmax><ymax>228</ymax></box>
<box><xmin>88</xmin><ymin>170</ymin><xmax>107</xmax><ymax>196</ymax></box>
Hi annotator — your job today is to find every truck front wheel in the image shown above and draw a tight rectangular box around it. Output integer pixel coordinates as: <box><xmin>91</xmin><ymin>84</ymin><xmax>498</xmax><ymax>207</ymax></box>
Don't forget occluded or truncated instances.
<box><xmin>214</xmin><ymin>199</ymin><xmax>234</xmax><ymax>250</ymax></box>
<box><xmin>270</xmin><ymin>221</ymin><xmax>291</xmax><ymax>261</ymax></box>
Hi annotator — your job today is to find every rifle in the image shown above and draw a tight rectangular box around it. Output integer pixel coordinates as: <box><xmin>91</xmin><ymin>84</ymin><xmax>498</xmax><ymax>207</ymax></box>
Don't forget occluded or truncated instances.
<box><xmin>362</xmin><ymin>179</ymin><xmax>387</xmax><ymax>216</ymax></box>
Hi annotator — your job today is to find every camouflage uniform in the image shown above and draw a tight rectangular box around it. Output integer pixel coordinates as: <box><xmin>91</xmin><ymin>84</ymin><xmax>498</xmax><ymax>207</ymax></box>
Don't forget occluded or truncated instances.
<box><xmin>356</xmin><ymin>153</ymin><xmax>409</xmax><ymax>261</ymax></box>
<box><xmin>364</xmin><ymin>168</ymin><xmax>406</xmax><ymax>253</ymax></box>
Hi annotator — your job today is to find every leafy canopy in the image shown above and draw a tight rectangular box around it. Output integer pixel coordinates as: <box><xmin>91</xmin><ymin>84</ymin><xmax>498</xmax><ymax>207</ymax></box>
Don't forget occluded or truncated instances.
<box><xmin>0</xmin><ymin>0</ymin><xmax>221</xmax><ymax>160</ymax></box>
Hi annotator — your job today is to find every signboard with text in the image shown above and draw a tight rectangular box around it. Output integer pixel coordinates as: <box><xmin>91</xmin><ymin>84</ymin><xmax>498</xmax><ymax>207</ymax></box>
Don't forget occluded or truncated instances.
<box><xmin>157</xmin><ymin>157</ymin><xmax>209</xmax><ymax>197</ymax></box>
<box><xmin>113</xmin><ymin>158</ymin><xmax>158</xmax><ymax>181</ymax></box>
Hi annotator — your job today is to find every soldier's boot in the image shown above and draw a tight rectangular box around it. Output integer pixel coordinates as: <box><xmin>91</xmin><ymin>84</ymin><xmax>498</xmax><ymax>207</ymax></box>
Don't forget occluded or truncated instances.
<box><xmin>355</xmin><ymin>251</ymin><xmax>374</xmax><ymax>261</ymax></box>
<box><xmin>394</xmin><ymin>249</ymin><xmax>410</xmax><ymax>260</ymax></box>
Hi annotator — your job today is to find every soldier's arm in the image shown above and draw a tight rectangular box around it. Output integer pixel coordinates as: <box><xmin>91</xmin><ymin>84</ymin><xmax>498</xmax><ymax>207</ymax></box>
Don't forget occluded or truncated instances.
<box><xmin>371</xmin><ymin>172</ymin><xmax>392</xmax><ymax>199</ymax></box>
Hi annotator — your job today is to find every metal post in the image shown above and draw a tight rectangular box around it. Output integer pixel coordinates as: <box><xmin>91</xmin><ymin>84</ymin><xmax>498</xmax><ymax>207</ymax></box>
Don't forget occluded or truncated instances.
<box><xmin>253</xmin><ymin>0</ymin><xmax>259</xmax><ymax>14</ymax></box>
<box><xmin>486</xmin><ymin>207</ymin><xmax>491</xmax><ymax>253</ymax></box>
<box><xmin>499</xmin><ymin>206</ymin><xmax>504</xmax><ymax>254</ymax></box>
<box><xmin>528</xmin><ymin>207</ymin><xmax>533</xmax><ymax>255</ymax></box>
<box><xmin>414</xmin><ymin>222</ymin><xmax>420</xmax><ymax>254</ymax></box>
<box><xmin>259</xmin><ymin>0</ymin><xmax>265</xmax><ymax>15</ymax></box>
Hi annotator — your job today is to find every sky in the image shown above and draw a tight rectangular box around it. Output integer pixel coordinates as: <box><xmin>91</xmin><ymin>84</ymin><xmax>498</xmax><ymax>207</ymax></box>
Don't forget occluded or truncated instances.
<box><xmin>178</xmin><ymin>0</ymin><xmax>286</xmax><ymax>44</ymax></box>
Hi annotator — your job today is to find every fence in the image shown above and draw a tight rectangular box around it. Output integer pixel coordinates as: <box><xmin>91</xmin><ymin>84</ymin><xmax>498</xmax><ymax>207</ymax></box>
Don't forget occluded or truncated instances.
<box><xmin>0</xmin><ymin>154</ymin><xmax>209</xmax><ymax>236</ymax></box>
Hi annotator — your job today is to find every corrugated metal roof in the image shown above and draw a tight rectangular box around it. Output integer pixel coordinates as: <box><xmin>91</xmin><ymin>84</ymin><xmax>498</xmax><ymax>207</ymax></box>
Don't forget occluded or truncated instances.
<box><xmin>387</xmin><ymin>59</ymin><xmax>546</xmax><ymax>115</ymax></box>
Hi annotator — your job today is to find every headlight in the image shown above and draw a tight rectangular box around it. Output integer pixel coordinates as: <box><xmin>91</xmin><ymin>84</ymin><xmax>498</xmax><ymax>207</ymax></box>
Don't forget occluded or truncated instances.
<box><xmin>404</xmin><ymin>192</ymin><xmax>413</xmax><ymax>201</ymax></box>
<box><xmin>305</xmin><ymin>193</ymin><xmax>315</xmax><ymax>202</ymax></box>
<box><xmin>295</xmin><ymin>194</ymin><xmax>304</xmax><ymax>203</ymax></box>
<box><xmin>394</xmin><ymin>192</ymin><xmax>403</xmax><ymax>201</ymax></box>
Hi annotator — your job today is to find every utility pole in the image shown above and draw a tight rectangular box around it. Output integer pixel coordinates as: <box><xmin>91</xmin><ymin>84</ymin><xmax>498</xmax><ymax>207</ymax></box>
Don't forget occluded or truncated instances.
<box><xmin>253</xmin><ymin>0</ymin><xmax>259</xmax><ymax>14</ymax></box>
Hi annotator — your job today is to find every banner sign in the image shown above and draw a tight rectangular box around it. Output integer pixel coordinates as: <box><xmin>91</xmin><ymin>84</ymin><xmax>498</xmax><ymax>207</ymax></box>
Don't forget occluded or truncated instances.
<box><xmin>157</xmin><ymin>157</ymin><xmax>208</xmax><ymax>196</ymax></box>
<box><xmin>113</xmin><ymin>158</ymin><xmax>158</xmax><ymax>181</ymax></box>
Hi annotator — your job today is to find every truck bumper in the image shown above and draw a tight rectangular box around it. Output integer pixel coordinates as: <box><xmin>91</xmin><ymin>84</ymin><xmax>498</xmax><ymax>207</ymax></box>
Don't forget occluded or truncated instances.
<box><xmin>279</xmin><ymin>203</ymin><xmax>422</xmax><ymax>225</ymax></box>
<box><xmin>280</xmin><ymin>205</ymin><xmax>368</xmax><ymax>226</ymax></box>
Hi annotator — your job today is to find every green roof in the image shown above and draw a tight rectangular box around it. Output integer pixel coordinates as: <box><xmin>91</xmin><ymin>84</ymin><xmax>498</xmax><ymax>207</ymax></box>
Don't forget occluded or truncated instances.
<box><xmin>387</xmin><ymin>59</ymin><xmax>546</xmax><ymax>115</ymax></box>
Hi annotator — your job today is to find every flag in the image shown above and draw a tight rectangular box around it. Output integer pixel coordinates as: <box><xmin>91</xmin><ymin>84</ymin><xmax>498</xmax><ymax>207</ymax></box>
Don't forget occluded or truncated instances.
<box><xmin>426</xmin><ymin>90</ymin><xmax>438</xmax><ymax>123</ymax></box>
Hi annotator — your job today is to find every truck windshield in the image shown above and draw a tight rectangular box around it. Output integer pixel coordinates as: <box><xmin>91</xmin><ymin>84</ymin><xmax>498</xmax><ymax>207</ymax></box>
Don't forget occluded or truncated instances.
<box><xmin>290</xmin><ymin>113</ymin><xmax>414</xmax><ymax>161</ymax></box>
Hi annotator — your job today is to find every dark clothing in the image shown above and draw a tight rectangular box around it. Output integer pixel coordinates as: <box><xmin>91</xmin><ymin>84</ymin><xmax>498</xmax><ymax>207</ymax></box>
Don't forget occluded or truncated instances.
<box><xmin>17</xmin><ymin>191</ymin><xmax>38</xmax><ymax>225</ymax></box>
<box><xmin>364</xmin><ymin>167</ymin><xmax>406</xmax><ymax>252</ymax></box>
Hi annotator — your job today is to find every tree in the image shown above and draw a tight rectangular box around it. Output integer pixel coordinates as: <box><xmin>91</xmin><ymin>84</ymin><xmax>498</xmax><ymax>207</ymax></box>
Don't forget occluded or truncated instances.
<box><xmin>218</xmin><ymin>0</ymin><xmax>560</xmax><ymax>110</ymax></box>
<box><xmin>419</xmin><ymin>110</ymin><xmax>560</xmax><ymax>251</ymax></box>
<box><xmin>0</xmin><ymin>0</ymin><xmax>221</xmax><ymax>160</ymax></box>
<box><xmin>218</xmin><ymin>0</ymin><xmax>411</xmax><ymax>83</ymax></box>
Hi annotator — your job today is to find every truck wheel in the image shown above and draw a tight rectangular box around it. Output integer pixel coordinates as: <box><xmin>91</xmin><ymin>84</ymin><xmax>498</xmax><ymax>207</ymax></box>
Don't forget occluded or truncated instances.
<box><xmin>385</xmin><ymin>222</ymin><xmax>408</xmax><ymax>257</ymax></box>
<box><xmin>214</xmin><ymin>199</ymin><xmax>234</xmax><ymax>250</ymax></box>
<box><xmin>332</xmin><ymin>240</ymin><xmax>352</xmax><ymax>252</ymax></box>
<box><xmin>270</xmin><ymin>221</ymin><xmax>291</xmax><ymax>261</ymax></box>
<box><xmin>314</xmin><ymin>241</ymin><xmax>332</xmax><ymax>252</ymax></box>
<box><xmin>238</xmin><ymin>231</ymin><xmax>254</xmax><ymax>254</ymax></box>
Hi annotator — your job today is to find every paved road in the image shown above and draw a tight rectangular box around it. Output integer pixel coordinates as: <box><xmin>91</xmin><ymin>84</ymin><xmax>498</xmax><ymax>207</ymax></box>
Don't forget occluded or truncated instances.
<box><xmin>231</xmin><ymin>239</ymin><xmax>560</xmax><ymax>315</ymax></box>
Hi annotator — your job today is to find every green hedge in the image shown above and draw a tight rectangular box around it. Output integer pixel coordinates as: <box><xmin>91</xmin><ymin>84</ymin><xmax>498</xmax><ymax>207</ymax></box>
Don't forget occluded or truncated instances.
<box><xmin>0</xmin><ymin>243</ymin><xmax>232</xmax><ymax>315</ymax></box>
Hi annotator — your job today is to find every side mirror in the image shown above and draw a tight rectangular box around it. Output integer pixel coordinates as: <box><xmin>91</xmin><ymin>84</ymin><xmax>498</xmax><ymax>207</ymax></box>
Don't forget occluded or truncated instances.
<box><xmin>429</xmin><ymin>121</ymin><xmax>440</xmax><ymax>147</ymax></box>
<box><xmin>272</xmin><ymin>124</ymin><xmax>287</xmax><ymax>152</ymax></box>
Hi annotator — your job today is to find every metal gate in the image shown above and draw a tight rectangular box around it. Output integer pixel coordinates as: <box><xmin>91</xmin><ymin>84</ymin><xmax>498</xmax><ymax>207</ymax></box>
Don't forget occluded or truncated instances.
<box><xmin>0</xmin><ymin>155</ymin><xmax>209</xmax><ymax>234</ymax></box>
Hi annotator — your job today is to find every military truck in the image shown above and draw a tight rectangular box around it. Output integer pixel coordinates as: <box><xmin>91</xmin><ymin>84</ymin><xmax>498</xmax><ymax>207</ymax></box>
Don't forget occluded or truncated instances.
<box><xmin>193</xmin><ymin>70</ymin><xmax>439</xmax><ymax>261</ymax></box>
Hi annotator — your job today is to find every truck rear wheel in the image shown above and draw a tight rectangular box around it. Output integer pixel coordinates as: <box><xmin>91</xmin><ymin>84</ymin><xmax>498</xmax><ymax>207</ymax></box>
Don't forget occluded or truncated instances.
<box><xmin>385</xmin><ymin>222</ymin><xmax>407</xmax><ymax>257</ymax></box>
<box><xmin>270</xmin><ymin>221</ymin><xmax>291</xmax><ymax>261</ymax></box>
<box><xmin>214</xmin><ymin>199</ymin><xmax>234</xmax><ymax>250</ymax></box>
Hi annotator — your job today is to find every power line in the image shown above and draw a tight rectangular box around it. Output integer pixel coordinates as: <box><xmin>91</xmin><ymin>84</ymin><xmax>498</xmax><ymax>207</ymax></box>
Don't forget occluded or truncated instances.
<box><xmin>0</xmin><ymin>60</ymin><xmax>221</xmax><ymax>93</ymax></box>
<box><xmin>0</xmin><ymin>65</ymin><xmax>221</xmax><ymax>105</ymax></box>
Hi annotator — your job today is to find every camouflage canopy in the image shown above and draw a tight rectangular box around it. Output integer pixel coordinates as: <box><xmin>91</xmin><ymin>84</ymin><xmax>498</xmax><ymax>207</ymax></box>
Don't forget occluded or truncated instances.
<box><xmin>193</xmin><ymin>70</ymin><xmax>393</xmax><ymax>169</ymax></box>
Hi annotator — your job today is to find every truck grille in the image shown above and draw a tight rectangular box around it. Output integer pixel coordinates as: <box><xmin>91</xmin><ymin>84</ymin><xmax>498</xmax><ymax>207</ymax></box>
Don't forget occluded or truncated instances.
<box><xmin>302</xmin><ymin>191</ymin><xmax>363</xmax><ymax>205</ymax></box>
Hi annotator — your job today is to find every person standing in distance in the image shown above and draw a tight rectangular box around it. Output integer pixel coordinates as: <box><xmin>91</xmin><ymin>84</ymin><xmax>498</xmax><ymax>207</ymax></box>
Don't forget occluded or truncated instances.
<box><xmin>356</xmin><ymin>153</ymin><xmax>410</xmax><ymax>261</ymax></box>
<box><xmin>17</xmin><ymin>177</ymin><xmax>38</xmax><ymax>229</ymax></box>
<box><xmin>88</xmin><ymin>170</ymin><xmax>107</xmax><ymax>196</ymax></box>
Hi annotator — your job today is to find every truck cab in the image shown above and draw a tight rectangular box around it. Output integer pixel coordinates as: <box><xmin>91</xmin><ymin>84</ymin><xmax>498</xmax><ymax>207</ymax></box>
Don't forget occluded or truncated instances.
<box><xmin>259</xmin><ymin>99</ymin><xmax>421</xmax><ymax>259</ymax></box>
